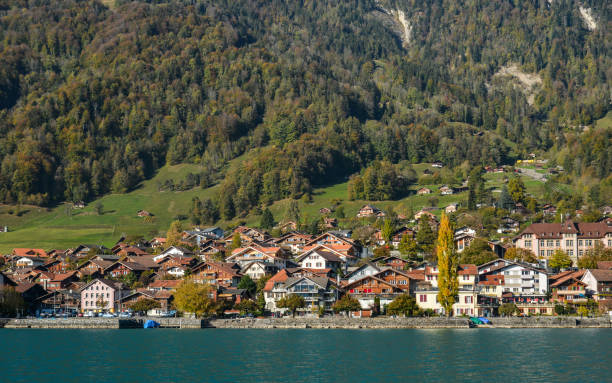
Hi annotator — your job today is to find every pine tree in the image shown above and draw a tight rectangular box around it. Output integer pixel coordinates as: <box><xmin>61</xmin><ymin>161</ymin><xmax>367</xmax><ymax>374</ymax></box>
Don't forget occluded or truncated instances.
<box><xmin>260</xmin><ymin>208</ymin><xmax>274</xmax><ymax>229</ymax></box>
<box><xmin>436</xmin><ymin>213</ymin><xmax>458</xmax><ymax>317</ymax></box>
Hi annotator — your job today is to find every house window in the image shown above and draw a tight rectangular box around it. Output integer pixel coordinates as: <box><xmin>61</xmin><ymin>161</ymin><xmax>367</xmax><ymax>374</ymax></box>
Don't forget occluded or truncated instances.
<box><xmin>463</xmin><ymin>275</ymin><xmax>469</xmax><ymax>280</ymax></box>
<box><xmin>525</xmin><ymin>240</ymin><xmax>532</xmax><ymax>247</ymax></box>
<box><xmin>540</xmin><ymin>250</ymin><xmax>545</xmax><ymax>257</ymax></box>
<box><xmin>568</xmin><ymin>250</ymin><xmax>573</xmax><ymax>257</ymax></box>
<box><xmin>547</xmin><ymin>240</ymin><xmax>553</xmax><ymax>247</ymax></box>
<box><xmin>555</xmin><ymin>240</ymin><xmax>560</xmax><ymax>247</ymax></box>
<box><xmin>465</xmin><ymin>296</ymin><xmax>473</xmax><ymax>304</ymax></box>
<box><xmin>539</xmin><ymin>240</ymin><xmax>545</xmax><ymax>247</ymax></box>
<box><xmin>566</xmin><ymin>240</ymin><xmax>573</xmax><ymax>247</ymax></box>
<box><xmin>419</xmin><ymin>295</ymin><xmax>427</xmax><ymax>302</ymax></box>
<box><xmin>578</xmin><ymin>240</ymin><xmax>583</xmax><ymax>246</ymax></box>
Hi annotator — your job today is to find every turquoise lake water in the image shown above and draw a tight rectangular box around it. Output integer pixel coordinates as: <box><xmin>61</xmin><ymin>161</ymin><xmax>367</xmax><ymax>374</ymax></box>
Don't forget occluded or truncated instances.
<box><xmin>0</xmin><ymin>328</ymin><xmax>610</xmax><ymax>382</ymax></box>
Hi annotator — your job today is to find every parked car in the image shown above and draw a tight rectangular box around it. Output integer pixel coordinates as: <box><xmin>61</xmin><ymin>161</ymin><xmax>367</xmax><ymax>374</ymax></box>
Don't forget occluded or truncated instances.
<box><xmin>100</xmin><ymin>312</ymin><xmax>116</xmax><ymax>318</ymax></box>
<box><xmin>83</xmin><ymin>311</ymin><xmax>96</xmax><ymax>317</ymax></box>
<box><xmin>118</xmin><ymin>312</ymin><xmax>132</xmax><ymax>318</ymax></box>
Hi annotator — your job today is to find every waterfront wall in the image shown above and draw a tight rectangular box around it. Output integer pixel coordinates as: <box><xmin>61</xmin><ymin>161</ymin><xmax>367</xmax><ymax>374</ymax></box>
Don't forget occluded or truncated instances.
<box><xmin>207</xmin><ymin>316</ymin><xmax>612</xmax><ymax>329</ymax></box>
<box><xmin>1</xmin><ymin>316</ymin><xmax>609</xmax><ymax>329</ymax></box>
<box><xmin>2</xmin><ymin>317</ymin><xmax>204</xmax><ymax>329</ymax></box>
<box><xmin>207</xmin><ymin>317</ymin><xmax>470</xmax><ymax>329</ymax></box>
<box><xmin>487</xmin><ymin>316</ymin><xmax>611</xmax><ymax>328</ymax></box>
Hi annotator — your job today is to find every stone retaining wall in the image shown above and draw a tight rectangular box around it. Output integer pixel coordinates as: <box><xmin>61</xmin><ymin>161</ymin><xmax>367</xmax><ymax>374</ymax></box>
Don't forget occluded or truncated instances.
<box><xmin>3</xmin><ymin>318</ymin><xmax>124</xmax><ymax>329</ymax></box>
<box><xmin>207</xmin><ymin>317</ymin><xmax>470</xmax><ymax>329</ymax></box>
<box><xmin>488</xmin><ymin>316</ymin><xmax>612</xmax><ymax>328</ymax></box>
<box><xmin>2</xmin><ymin>316</ymin><xmax>609</xmax><ymax>329</ymax></box>
<box><xmin>2</xmin><ymin>317</ymin><xmax>204</xmax><ymax>329</ymax></box>
<box><xmin>207</xmin><ymin>316</ymin><xmax>612</xmax><ymax>329</ymax></box>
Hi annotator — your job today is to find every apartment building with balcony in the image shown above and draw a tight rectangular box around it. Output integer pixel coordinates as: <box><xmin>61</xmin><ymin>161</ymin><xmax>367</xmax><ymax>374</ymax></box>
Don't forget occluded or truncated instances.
<box><xmin>478</xmin><ymin>259</ymin><xmax>548</xmax><ymax>298</ymax></box>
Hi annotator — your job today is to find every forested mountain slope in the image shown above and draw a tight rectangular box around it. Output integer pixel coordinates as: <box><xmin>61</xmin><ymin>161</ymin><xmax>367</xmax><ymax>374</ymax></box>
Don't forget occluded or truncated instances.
<box><xmin>0</xmin><ymin>0</ymin><xmax>609</xmax><ymax>220</ymax></box>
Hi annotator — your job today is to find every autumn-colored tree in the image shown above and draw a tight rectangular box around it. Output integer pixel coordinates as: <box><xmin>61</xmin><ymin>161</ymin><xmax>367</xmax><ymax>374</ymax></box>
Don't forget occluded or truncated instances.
<box><xmin>277</xmin><ymin>294</ymin><xmax>305</xmax><ymax>317</ymax></box>
<box><xmin>436</xmin><ymin>213</ymin><xmax>458</xmax><ymax>317</ymax></box>
<box><xmin>173</xmin><ymin>280</ymin><xmax>216</xmax><ymax>318</ymax></box>
<box><xmin>504</xmin><ymin>247</ymin><xmax>538</xmax><ymax>263</ymax></box>
<box><xmin>549</xmin><ymin>250</ymin><xmax>573</xmax><ymax>270</ymax></box>
<box><xmin>129</xmin><ymin>298</ymin><xmax>161</xmax><ymax>314</ymax></box>
<box><xmin>387</xmin><ymin>294</ymin><xmax>421</xmax><ymax>317</ymax></box>
<box><xmin>332</xmin><ymin>295</ymin><xmax>361</xmax><ymax>314</ymax></box>
<box><xmin>230</xmin><ymin>232</ymin><xmax>242</xmax><ymax>251</ymax></box>
<box><xmin>166</xmin><ymin>220</ymin><xmax>183</xmax><ymax>247</ymax></box>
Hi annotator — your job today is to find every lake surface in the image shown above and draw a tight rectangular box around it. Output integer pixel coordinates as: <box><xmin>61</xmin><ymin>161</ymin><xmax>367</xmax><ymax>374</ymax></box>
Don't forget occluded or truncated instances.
<box><xmin>1</xmin><ymin>328</ymin><xmax>610</xmax><ymax>382</ymax></box>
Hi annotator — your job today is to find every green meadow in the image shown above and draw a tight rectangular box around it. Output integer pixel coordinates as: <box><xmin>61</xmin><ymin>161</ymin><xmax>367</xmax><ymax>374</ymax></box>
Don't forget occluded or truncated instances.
<box><xmin>0</xmin><ymin>160</ymin><xmax>546</xmax><ymax>253</ymax></box>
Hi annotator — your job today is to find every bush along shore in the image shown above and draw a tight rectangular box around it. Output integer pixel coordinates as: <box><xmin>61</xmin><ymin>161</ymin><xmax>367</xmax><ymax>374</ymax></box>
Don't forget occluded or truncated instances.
<box><xmin>1</xmin><ymin>316</ymin><xmax>610</xmax><ymax>329</ymax></box>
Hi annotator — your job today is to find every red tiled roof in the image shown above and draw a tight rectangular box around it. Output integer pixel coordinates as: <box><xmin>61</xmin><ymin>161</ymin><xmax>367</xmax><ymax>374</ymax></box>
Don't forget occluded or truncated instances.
<box><xmin>13</xmin><ymin>248</ymin><xmax>48</xmax><ymax>258</ymax></box>
<box><xmin>263</xmin><ymin>269</ymin><xmax>290</xmax><ymax>291</ymax></box>
<box><xmin>597</xmin><ymin>261</ymin><xmax>612</xmax><ymax>270</ymax></box>
<box><xmin>478</xmin><ymin>275</ymin><xmax>505</xmax><ymax>286</ymax></box>
<box><xmin>458</xmin><ymin>264</ymin><xmax>478</xmax><ymax>275</ymax></box>
<box><xmin>148</xmin><ymin>280</ymin><xmax>182</xmax><ymax>289</ymax></box>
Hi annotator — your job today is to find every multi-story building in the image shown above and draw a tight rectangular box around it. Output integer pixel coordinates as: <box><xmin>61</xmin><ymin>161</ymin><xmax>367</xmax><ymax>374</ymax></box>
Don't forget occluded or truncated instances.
<box><xmin>513</xmin><ymin>220</ymin><xmax>612</xmax><ymax>265</ymax></box>
<box><xmin>414</xmin><ymin>264</ymin><xmax>480</xmax><ymax>316</ymax></box>
<box><xmin>478</xmin><ymin>259</ymin><xmax>548</xmax><ymax>297</ymax></box>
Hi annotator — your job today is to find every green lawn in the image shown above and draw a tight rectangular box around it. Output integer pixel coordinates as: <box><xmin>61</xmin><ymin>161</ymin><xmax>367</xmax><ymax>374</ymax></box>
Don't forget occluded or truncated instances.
<box><xmin>0</xmin><ymin>164</ymin><xmax>219</xmax><ymax>253</ymax></box>
<box><xmin>0</xmin><ymin>162</ymin><xmax>549</xmax><ymax>253</ymax></box>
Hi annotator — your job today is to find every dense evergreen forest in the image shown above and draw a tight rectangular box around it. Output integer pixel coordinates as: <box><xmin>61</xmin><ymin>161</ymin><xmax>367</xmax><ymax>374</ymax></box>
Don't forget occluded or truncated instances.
<box><xmin>0</xmin><ymin>0</ymin><xmax>610</xmax><ymax>220</ymax></box>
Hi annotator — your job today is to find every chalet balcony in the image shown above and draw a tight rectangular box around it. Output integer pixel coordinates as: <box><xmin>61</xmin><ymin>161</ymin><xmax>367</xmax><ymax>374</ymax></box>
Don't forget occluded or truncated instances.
<box><xmin>556</xmin><ymin>289</ymin><xmax>586</xmax><ymax>296</ymax></box>
<box><xmin>349</xmin><ymin>293</ymin><xmax>402</xmax><ymax>299</ymax></box>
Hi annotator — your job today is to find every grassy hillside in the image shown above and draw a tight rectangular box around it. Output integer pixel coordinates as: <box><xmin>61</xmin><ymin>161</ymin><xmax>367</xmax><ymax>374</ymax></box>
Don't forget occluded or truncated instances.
<box><xmin>0</xmin><ymin>159</ymin><xmax>548</xmax><ymax>253</ymax></box>
<box><xmin>0</xmin><ymin>164</ymin><xmax>219</xmax><ymax>252</ymax></box>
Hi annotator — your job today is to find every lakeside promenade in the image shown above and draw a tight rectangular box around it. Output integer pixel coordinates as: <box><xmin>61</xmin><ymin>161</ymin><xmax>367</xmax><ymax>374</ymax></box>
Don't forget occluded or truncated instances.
<box><xmin>2</xmin><ymin>316</ymin><xmax>611</xmax><ymax>329</ymax></box>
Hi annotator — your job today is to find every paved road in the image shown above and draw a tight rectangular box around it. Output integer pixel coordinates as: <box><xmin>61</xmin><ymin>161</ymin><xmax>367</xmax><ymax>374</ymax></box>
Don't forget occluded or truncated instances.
<box><xmin>517</xmin><ymin>167</ymin><xmax>547</xmax><ymax>182</ymax></box>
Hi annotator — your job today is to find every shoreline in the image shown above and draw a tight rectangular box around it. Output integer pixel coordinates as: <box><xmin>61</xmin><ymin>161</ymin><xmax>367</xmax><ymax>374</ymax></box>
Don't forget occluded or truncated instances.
<box><xmin>1</xmin><ymin>316</ymin><xmax>610</xmax><ymax>329</ymax></box>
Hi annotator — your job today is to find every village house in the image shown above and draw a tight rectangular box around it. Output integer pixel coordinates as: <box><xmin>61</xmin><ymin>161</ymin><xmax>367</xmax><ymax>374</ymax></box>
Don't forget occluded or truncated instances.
<box><xmin>513</xmin><ymin>220</ymin><xmax>612</xmax><ymax>265</ymax></box>
<box><xmin>14</xmin><ymin>255</ymin><xmax>48</xmax><ymax>269</ymax></box>
<box><xmin>76</xmin><ymin>259</ymin><xmax>114</xmax><ymax>279</ymax></box>
<box><xmin>541</xmin><ymin>204</ymin><xmax>557</xmax><ymax>216</ymax></box>
<box><xmin>157</xmin><ymin>256</ymin><xmax>198</xmax><ymax>278</ymax></box>
<box><xmin>240</xmin><ymin>261</ymin><xmax>279</xmax><ymax>281</ymax></box>
<box><xmin>104</xmin><ymin>261</ymin><xmax>148</xmax><ymax>279</ymax></box>
<box><xmin>34</xmin><ymin>290</ymin><xmax>80</xmax><ymax>313</ymax></box>
<box><xmin>147</xmin><ymin>279</ymin><xmax>182</xmax><ymax>292</ymax></box>
<box><xmin>417</xmin><ymin>187</ymin><xmax>432</xmax><ymax>195</ymax></box>
<box><xmin>150</xmin><ymin>237</ymin><xmax>167</xmax><ymax>249</ymax></box>
<box><xmin>497</xmin><ymin>217</ymin><xmax>520</xmax><ymax>234</ymax></box>
<box><xmin>415</xmin><ymin>264</ymin><xmax>479</xmax><ymax>316</ymax></box>
<box><xmin>264</xmin><ymin>274</ymin><xmax>338</xmax><ymax>315</ymax></box>
<box><xmin>550</xmin><ymin>270</ymin><xmax>588</xmax><ymax>304</ymax></box>
<box><xmin>445</xmin><ymin>203</ymin><xmax>458</xmax><ymax>214</ymax></box>
<box><xmin>299</xmin><ymin>244</ymin><xmax>358</xmax><ymax>268</ymax></box>
<box><xmin>269</xmin><ymin>232</ymin><xmax>313</xmax><ymax>254</ymax></box>
<box><xmin>152</xmin><ymin>246</ymin><xmax>195</xmax><ymax>262</ymax></box>
<box><xmin>296</xmin><ymin>249</ymin><xmax>344</xmax><ymax>271</ymax></box>
<box><xmin>191</xmin><ymin>261</ymin><xmax>242</xmax><ymax>287</ymax></box>
<box><xmin>439</xmin><ymin>186</ymin><xmax>454</xmax><ymax>195</ymax></box>
<box><xmin>374</xmin><ymin>255</ymin><xmax>411</xmax><ymax>270</ymax></box>
<box><xmin>323</xmin><ymin>217</ymin><xmax>338</xmax><ymax>229</ymax></box>
<box><xmin>80</xmin><ymin>279</ymin><xmax>126</xmax><ymax>313</ymax></box>
<box><xmin>478</xmin><ymin>259</ymin><xmax>548</xmax><ymax>298</ymax></box>
<box><xmin>343</xmin><ymin>263</ymin><xmax>382</xmax><ymax>284</ymax></box>
<box><xmin>390</xmin><ymin>227</ymin><xmax>415</xmax><ymax>247</ymax></box>
<box><xmin>226</xmin><ymin>245</ymin><xmax>289</xmax><ymax>268</ymax></box>
<box><xmin>70</xmin><ymin>244</ymin><xmax>109</xmax><ymax>258</ymax></box>
<box><xmin>357</xmin><ymin>204</ymin><xmax>385</xmax><ymax>218</ymax></box>
<box><xmin>581</xmin><ymin>269</ymin><xmax>612</xmax><ymax>301</ymax></box>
